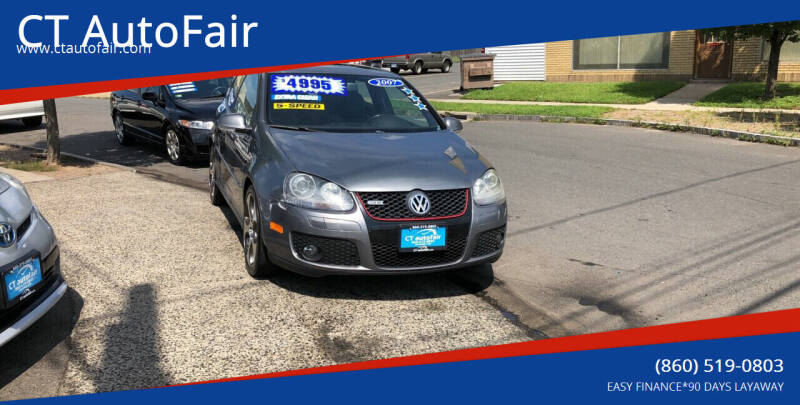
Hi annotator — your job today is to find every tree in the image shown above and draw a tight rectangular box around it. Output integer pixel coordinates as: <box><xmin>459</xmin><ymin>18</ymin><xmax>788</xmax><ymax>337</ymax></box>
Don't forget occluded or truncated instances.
<box><xmin>43</xmin><ymin>99</ymin><xmax>60</xmax><ymax>165</ymax></box>
<box><xmin>702</xmin><ymin>21</ymin><xmax>800</xmax><ymax>100</ymax></box>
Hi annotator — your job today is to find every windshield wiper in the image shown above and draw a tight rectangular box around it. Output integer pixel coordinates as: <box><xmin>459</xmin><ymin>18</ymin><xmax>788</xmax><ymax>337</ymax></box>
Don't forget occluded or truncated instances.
<box><xmin>269</xmin><ymin>125</ymin><xmax>317</xmax><ymax>132</ymax></box>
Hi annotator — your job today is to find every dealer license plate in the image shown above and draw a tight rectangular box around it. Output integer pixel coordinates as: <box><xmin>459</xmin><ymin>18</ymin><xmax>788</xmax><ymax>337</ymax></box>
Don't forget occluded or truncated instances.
<box><xmin>400</xmin><ymin>225</ymin><xmax>447</xmax><ymax>252</ymax></box>
<box><xmin>4</xmin><ymin>257</ymin><xmax>42</xmax><ymax>302</ymax></box>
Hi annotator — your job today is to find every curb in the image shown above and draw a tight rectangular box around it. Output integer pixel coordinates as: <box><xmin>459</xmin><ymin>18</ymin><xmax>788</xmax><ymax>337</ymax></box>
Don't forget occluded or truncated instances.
<box><xmin>0</xmin><ymin>141</ymin><xmax>207</xmax><ymax>191</ymax></box>
<box><xmin>440</xmin><ymin>111</ymin><xmax>800</xmax><ymax>147</ymax></box>
<box><xmin>0</xmin><ymin>141</ymin><xmax>136</xmax><ymax>172</ymax></box>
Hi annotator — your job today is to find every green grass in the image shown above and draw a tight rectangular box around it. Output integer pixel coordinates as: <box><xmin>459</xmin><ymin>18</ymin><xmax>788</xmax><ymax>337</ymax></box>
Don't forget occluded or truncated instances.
<box><xmin>0</xmin><ymin>160</ymin><xmax>57</xmax><ymax>172</ymax></box>
<box><xmin>431</xmin><ymin>101</ymin><xmax>614</xmax><ymax>118</ymax></box>
<box><xmin>695</xmin><ymin>82</ymin><xmax>800</xmax><ymax>109</ymax></box>
<box><xmin>462</xmin><ymin>81</ymin><xmax>686</xmax><ymax>104</ymax></box>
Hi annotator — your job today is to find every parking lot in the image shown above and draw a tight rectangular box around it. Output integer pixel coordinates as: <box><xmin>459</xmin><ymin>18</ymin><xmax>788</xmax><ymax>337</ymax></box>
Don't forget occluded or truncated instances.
<box><xmin>1</xmin><ymin>83</ymin><xmax>799</xmax><ymax>398</ymax></box>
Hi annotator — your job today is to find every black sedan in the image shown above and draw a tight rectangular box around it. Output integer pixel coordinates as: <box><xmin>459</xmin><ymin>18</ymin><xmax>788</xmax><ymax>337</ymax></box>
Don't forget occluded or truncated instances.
<box><xmin>110</xmin><ymin>77</ymin><xmax>232</xmax><ymax>164</ymax></box>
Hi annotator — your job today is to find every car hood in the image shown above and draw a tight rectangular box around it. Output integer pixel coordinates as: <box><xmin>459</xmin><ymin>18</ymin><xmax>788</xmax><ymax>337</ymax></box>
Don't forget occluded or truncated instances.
<box><xmin>0</xmin><ymin>175</ymin><xmax>33</xmax><ymax>225</ymax></box>
<box><xmin>173</xmin><ymin>97</ymin><xmax>223</xmax><ymax>119</ymax></box>
<box><xmin>269</xmin><ymin>129</ymin><xmax>492</xmax><ymax>192</ymax></box>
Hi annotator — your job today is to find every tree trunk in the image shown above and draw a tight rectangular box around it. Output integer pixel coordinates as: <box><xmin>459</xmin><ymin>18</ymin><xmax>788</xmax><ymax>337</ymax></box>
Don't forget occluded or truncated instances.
<box><xmin>43</xmin><ymin>99</ymin><xmax>60</xmax><ymax>165</ymax></box>
<box><xmin>764</xmin><ymin>31</ymin><xmax>784</xmax><ymax>100</ymax></box>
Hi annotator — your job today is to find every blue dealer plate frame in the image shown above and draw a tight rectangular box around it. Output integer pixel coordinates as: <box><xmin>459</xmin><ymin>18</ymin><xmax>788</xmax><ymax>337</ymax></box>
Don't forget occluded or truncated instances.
<box><xmin>4</xmin><ymin>256</ymin><xmax>43</xmax><ymax>302</ymax></box>
<box><xmin>400</xmin><ymin>225</ymin><xmax>447</xmax><ymax>252</ymax></box>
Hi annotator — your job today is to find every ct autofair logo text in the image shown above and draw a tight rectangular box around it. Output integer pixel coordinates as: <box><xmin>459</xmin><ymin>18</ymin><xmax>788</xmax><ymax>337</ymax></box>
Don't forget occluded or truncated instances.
<box><xmin>18</xmin><ymin>15</ymin><xmax>259</xmax><ymax>49</ymax></box>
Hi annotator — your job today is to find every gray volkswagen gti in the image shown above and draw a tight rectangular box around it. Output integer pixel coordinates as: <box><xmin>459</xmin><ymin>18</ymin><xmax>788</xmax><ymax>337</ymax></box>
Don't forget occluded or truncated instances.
<box><xmin>210</xmin><ymin>65</ymin><xmax>506</xmax><ymax>277</ymax></box>
<box><xmin>0</xmin><ymin>172</ymin><xmax>65</xmax><ymax>347</ymax></box>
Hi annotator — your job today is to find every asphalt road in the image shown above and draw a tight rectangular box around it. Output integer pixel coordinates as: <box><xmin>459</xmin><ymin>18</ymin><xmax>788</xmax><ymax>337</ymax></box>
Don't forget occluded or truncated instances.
<box><xmin>399</xmin><ymin>62</ymin><xmax>460</xmax><ymax>98</ymax></box>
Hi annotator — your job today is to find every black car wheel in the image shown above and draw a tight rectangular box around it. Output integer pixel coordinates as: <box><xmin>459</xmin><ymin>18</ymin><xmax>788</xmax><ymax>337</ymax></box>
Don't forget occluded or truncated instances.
<box><xmin>21</xmin><ymin>116</ymin><xmax>42</xmax><ymax>128</ymax></box>
<box><xmin>113</xmin><ymin>113</ymin><xmax>133</xmax><ymax>145</ymax></box>
<box><xmin>442</xmin><ymin>60</ymin><xmax>452</xmax><ymax>73</ymax></box>
<box><xmin>165</xmin><ymin>127</ymin><xmax>185</xmax><ymax>165</ymax></box>
<box><xmin>412</xmin><ymin>61</ymin><xmax>423</xmax><ymax>75</ymax></box>
<box><xmin>390</xmin><ymin>67</ymin><xmax>400</xmax><ymax>74</ymax></box>
<box><xmin>243</xmin><ymin>186</ymin><xmax>274</xmax><ymax>278</ymax></box>
<box><xmin>209</xmin><ymin>150</ymin><xmax>225</xmax><ymax>206</ymax></box>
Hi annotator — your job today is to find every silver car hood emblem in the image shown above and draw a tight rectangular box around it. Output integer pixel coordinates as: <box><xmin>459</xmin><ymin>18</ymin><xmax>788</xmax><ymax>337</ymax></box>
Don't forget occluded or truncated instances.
<box><xmin>406</xmin><ymin>191</ymin><xmax>431</xmax><ymax>216</ymax></box>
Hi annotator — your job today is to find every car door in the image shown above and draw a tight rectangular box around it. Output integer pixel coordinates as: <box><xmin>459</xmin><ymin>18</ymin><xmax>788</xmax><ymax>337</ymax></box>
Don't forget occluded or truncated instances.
<box><xmin>215</xmin><ymin>76</ymin><xmax>245</xmax><ymax>199</ymax></box>
<box><xmin>138</xmin><ymin>85</ymin><xmax>167</xmax><ymax>142</ymax></box>
<box><xmin>221</xmin><ymin>74</ymin><xmax>259</xmax><ymax>216</ymax></box>
<box><xmin>114</xmin><ymin>89</ymin><xmax>144</xmax><ymax>135</ymax></box>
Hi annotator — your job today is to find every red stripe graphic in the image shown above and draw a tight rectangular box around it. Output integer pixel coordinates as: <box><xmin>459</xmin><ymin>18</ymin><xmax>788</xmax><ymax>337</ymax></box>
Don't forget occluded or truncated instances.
<box><xmin>164</xmin><ymin>307</ymin><xmax>800</xmax><ymax>388</ymax></box>
<box><xmin>0</xmin><ymin>56</ymin><xmax>396</xmax><ymax>105</ymax></box>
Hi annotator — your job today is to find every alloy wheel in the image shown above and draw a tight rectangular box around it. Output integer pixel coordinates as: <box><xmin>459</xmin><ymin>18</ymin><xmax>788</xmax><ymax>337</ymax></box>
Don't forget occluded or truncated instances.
<box><xmin>115</xmin><ymin>115</ymin><xmax>124</xmax><ymax>143</ymax></box>
<box><xmin>166</xmin><ymin>130</ymin><xmax>180</xmax><ymax>162</ymax></box>
<box><xmin>243</xmin><ymin>191</ymin><xmax>259</xmax><ymax>267</ymax></box>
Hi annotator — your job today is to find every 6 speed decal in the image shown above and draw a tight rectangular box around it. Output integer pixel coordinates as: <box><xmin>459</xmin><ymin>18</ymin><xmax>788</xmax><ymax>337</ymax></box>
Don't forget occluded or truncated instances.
<box><xmin>272</xmin><ymin>75</ymin><xmax>346</xmax><ymax>95</ymax></box>
<box><xmin>399</xmin><ymin>86</ymin><xmax>427</xmax><ymax>110</ymax></box>
<box><xmin>368</xmin><ymin>78</ymin><xmax>403</xmax><ymax>87</ymax></box>
<box><xmin>273</xmin><ymin>102</ymin><xmax>325</xmax><ymax>110</ymax></box>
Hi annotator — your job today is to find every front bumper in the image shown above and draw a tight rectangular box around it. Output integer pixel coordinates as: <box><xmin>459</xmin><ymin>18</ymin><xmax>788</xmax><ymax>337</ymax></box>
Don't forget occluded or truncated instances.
<box><xmin>0</xmin><ymin>246</ymin><xmax>64</xmax><ymax>347</ymax></box>
<box><xmin>262</xmin><ymin>198</ymin><xmax>507</xmax><ymax>276</ymax></box>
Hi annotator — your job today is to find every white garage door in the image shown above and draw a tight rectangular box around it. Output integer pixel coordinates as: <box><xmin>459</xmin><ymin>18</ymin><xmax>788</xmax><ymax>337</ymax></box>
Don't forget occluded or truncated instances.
<box><xmin>485</xmin><ymin>43</ymin><xmax>546</xmax><ymax>81</ymax></box>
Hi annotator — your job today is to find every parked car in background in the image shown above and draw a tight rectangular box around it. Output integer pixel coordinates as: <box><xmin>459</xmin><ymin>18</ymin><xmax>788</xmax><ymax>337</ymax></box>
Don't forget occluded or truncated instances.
<box><xmin>382</xmin><ymin>52</ymin><xmax>453</xmax><ymax>75</ymax></box>
<box><xmin>0</xmin><ymin>101</ymin><xmax>44</xmax><ymax>128</ymax></box>
<box><xmin>0</xmin><ymin>172</ymin><xmax>65</xmax><ymax>348</ymax></box>
<box><xmin>110</xmin><ymin>77</ymin><xmax>233</xmax><ymax>165</ymax></box>
<box><xmin>209</xmin><ymin>65</ymin><xmax>506</xmax><ymax>278</ymax></box>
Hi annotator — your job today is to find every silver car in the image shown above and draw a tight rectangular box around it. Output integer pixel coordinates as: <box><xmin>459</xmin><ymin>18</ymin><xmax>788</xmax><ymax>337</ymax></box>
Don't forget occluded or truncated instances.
<box><xmin>210</xmin><ymin>65</ymin><xmax>506</xmax><ymax>277</ymax></box>
<box><xmin>0</xmin><ymin>172</ymin><xmax>65</xmax><ymax>347</ymax></box>
<box><xmin>0</xmin><ymin>101</ymin><xmax>45</xmax><ymax>128</ymax></box>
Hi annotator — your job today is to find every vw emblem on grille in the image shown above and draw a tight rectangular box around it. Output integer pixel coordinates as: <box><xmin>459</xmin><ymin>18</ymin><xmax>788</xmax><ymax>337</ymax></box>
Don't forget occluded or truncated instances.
<box><xmin>406</xmin><ymin>191</ymin><xmax>431</xmax><ymax>216</ymax></box>
<box><xmin>0</xmin><ymin>223</ymin><xmax>16</xmax><ymax>248</ymax></box>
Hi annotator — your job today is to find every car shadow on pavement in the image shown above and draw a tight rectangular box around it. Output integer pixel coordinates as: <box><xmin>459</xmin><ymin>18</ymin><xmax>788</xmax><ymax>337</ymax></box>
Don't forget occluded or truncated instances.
<box><xmin>216</xmin><ymin>205</ymin><xmax>495</xmax><ymax>301</ymax></box>
<box><xmin>0</xmin><ymin>121</ymin><xmax>44</xmax><ymax>135</ymax></box>
<box><xmin>0</xmin><ymin>288</ymin><xmax>83</xmax><ymax>396</ymax></box>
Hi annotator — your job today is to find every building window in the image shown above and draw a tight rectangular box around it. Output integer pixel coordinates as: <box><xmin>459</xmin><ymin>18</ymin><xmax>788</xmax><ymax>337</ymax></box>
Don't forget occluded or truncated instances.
<box><xmin>762</xmin><ymin>40</ymin><xmax>800</xmax><ymax>62</ymax></box>
<box><xmin>574</xmin><ymin>32</ymin><xmax>670</xmax><ymax>70</ymax></box>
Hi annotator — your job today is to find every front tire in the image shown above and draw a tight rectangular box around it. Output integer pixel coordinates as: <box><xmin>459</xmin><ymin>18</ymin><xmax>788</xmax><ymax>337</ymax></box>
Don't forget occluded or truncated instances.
<box><xmin>165</xmin><ymin>127</ymin><xmax>184</xmax><ymax>165</ymax></box>
<box><xmin>113</xmin><ymin>113</ymin><xmax>133</xmax><ymax>145</ymax></box>
<box><xmin>209</xmin><ymin>150</ymin><xmax>225</xmax><ymax>206</ymax></box>
<box><xmin>441</xmin><ymin>60</ymin><xmax>452</xmax><ymax>73</ymax></box>
<box><xmin>412</xmin><ymin>61</ymin><xmax>423</xmax><ymax>75</ymax></box>
<box><xmin>243</xmin><ymin>187</ymin><xmax>275</xmax><ymax>278</ymax></box>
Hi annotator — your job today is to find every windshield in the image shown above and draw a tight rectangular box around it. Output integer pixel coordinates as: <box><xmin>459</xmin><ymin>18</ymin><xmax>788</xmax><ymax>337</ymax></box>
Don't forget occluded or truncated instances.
<box><xmin>167</xmin><ymin>77</ymin><xmax>233</xmax><ymax>100</ymax></box>
<box><xmin>266</xmin><ymin>74</ymin><xmax>441</xmax><ymax>132</ymax></box>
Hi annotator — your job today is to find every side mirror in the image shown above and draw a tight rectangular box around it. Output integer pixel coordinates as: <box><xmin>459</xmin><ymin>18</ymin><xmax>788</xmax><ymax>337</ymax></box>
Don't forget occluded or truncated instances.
<box><xmin>141</xmin><ymin>91</ymin><xmax>159</xmax><ymax>102</ymax></box>
<box><xmin>443</xmin><ymin>116</ymin><xmax>463</xmax><ymax>132</ymax></box>
<box><xmin>217</xmin><ymin>113</ymin><xmax>251</xmax><ymax>133</ymax></box>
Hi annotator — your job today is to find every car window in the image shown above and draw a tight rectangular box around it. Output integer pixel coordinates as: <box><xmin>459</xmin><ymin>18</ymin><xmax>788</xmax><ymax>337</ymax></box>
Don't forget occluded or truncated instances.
<box><xmin>231</xmin><ymin>74</ymin><xmax>259</xmax><ymax>126</ymax></box>
<box><xmin>165</xmin><ymin>78</ymin><xmax>233</xmax><ymax>100</ymax></box>
<box><xmin>266</xmin><ymin>74</ymin><xmax>440</xmax><ymax>133</ymax></box>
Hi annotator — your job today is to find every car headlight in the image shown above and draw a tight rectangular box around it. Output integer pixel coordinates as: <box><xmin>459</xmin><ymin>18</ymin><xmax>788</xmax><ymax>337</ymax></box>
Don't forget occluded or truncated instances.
<box><xmin>0</xmin><ymin>172</ymin><xmax>29</xmax><ymax>198</ymax></box>
<box><xmin>283</xmin><ymin>172</ymin><xmax>354</xmax><ymax>212</ymax></box>
<box><xmin>472</xmin><ymin>169</ymin><xmax>505</xmax><ymax>205</ymax></box>
<box><xmin>178</xmin><ymin>119</ymin><xmax>214</xmax><ymax>130</ymax></box>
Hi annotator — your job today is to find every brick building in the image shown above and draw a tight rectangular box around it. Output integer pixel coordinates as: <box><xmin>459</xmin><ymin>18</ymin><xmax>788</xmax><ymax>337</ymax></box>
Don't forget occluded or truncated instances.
<box><xmin>489</xmin><ymin>30</ymin><xmax>800</xmax><ymax>82</ymax></box>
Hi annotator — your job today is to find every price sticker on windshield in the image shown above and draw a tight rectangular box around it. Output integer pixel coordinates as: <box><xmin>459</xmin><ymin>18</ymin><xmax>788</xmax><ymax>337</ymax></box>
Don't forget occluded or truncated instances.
<box><xmin>272</xmin><ymin>75</ymin><xmax>347</xmax><ymax>95</ymax></box>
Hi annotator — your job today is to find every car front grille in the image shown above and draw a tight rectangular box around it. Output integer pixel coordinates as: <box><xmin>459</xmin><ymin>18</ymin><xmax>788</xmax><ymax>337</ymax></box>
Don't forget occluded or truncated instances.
<box><xmin>357</xmin><ymin>189</ymin><xmax>468</xmax><ymax>220</ymax></box>
<box><xmin>371</xmin><ymin>238</ymin><xmax>467</xmax><ymax>268</ymax></box>
<box><xmin>16</xmin><ymin>214</ymin><xmax>31</xmax><ymax>239</ymax></box>
<box><xmin>471</xmin><ymin>226</ymin><xmax>506</xmax><ymax>257</ymax></box>
<box><xmin>291</xmin><ymin>233</ymin><xmax>360</xmax><ymax>266</ymax></box>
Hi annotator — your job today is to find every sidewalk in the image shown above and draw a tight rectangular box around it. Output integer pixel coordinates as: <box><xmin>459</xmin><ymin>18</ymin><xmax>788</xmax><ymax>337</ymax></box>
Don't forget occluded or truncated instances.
<box><xmin>431</xmin><ymin>82</ymin><xmax>799</xmax><ymax>114</ymax></box>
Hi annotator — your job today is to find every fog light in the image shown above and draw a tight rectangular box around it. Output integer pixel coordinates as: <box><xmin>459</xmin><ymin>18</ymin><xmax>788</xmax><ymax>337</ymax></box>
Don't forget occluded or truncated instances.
<box><xmin>302</xmin><ymin>244</ymin><xmax>322</xmax><ymax>261</ymax></box>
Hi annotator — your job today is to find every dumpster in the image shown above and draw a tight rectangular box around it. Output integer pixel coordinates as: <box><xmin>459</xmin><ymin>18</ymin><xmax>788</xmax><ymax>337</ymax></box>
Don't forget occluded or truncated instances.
<box><xmin>460</xmin><ymin>53</ymin><xmax>495</xmax><ymax>90</ymax></box>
